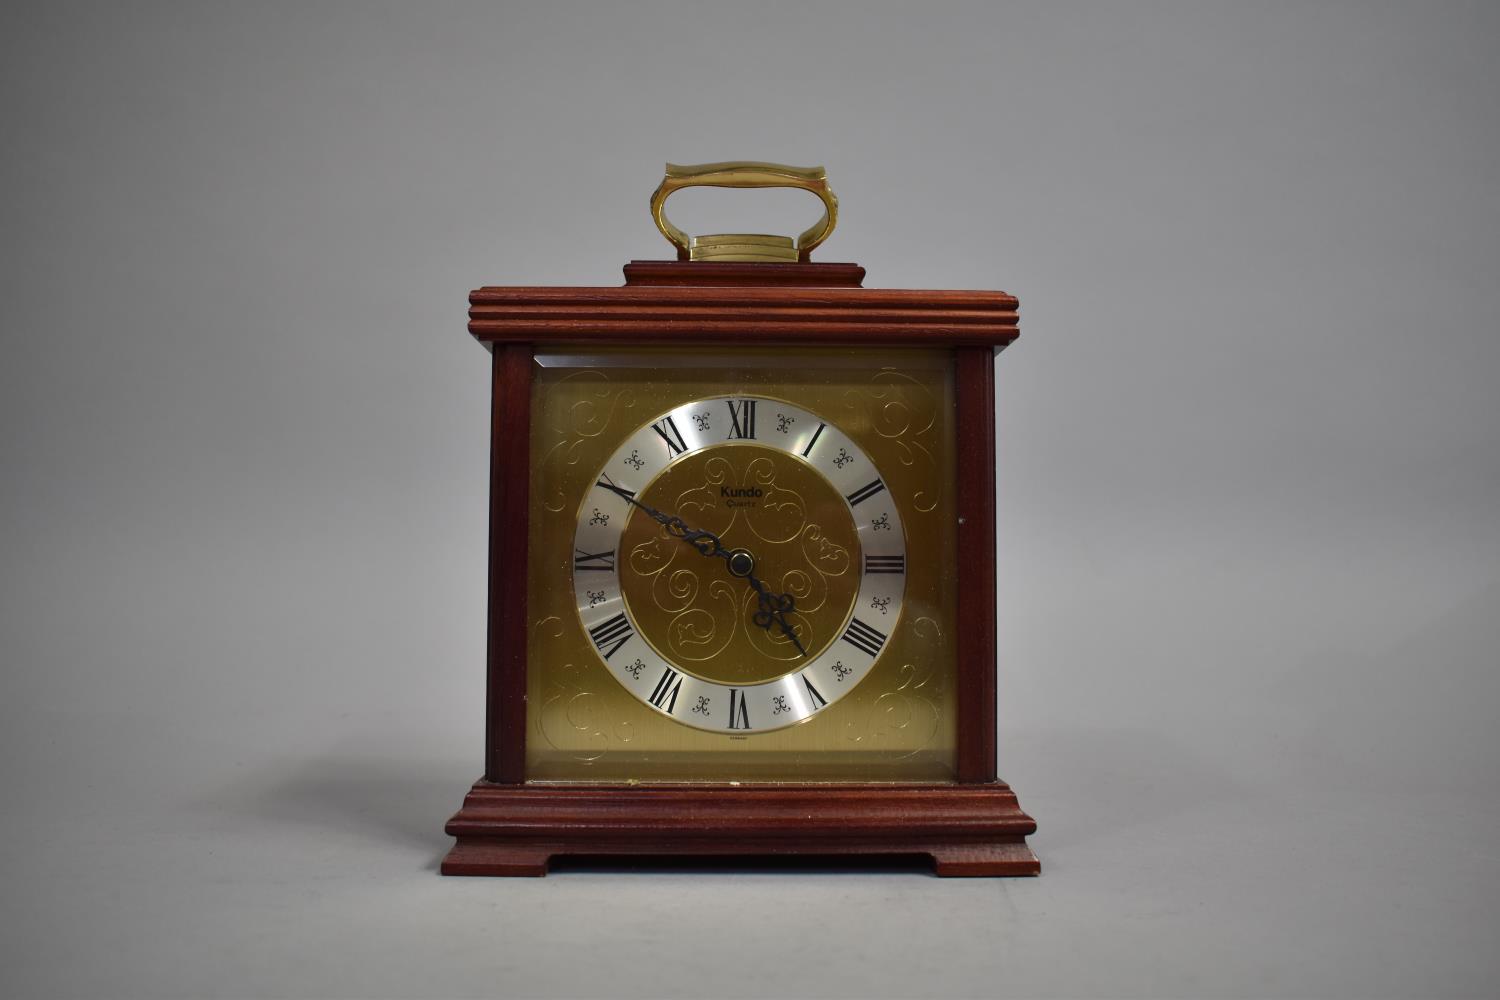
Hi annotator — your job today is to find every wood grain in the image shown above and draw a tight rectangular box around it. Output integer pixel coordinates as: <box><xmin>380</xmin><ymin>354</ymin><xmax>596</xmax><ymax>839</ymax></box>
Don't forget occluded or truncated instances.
<box><xmin>470</xmin><ymin>274</ymin><xmax>1019</xmax><ymax>349</ymax></box>
<box><xmin>485</xmin><ymin>345</ymin><xmax>532</xmax><ymax>783</ymax></box>
<box><xmin>443</xmin><ymin>783</ymin><xmax>1039</xmax><ymax>877</ymax></box>
<box><xmin>955</xmin><ymin>346</ymin><xmax>999</xmax><ymax>783</ymax></box>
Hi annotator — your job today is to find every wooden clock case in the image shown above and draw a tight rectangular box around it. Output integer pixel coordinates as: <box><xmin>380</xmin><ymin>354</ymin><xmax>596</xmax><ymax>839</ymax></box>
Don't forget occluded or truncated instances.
<box><xmin>442</xmin><ymin>259</ymin><xmax>1039</xmax><ymax>876</ymax></box>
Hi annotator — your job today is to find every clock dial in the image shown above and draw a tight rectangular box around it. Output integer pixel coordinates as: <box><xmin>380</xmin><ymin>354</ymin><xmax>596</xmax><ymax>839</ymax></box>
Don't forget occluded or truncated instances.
<box><xmin>572</xmin><ymin>397</ymin><xmax>906</xmax><ymax>733</ymax></box>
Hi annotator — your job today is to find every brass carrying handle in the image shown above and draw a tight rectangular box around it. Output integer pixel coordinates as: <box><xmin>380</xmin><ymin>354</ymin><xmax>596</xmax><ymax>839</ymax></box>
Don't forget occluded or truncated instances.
<box><xmin>649</xmin><ymin>161</ymin><xmax>839</xmax><ymax>262</ymax></box>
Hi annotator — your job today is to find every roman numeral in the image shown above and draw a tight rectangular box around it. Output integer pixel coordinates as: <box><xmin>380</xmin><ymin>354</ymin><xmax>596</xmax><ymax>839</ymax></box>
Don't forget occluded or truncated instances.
<box><xmin>864</xmin><ymin>554</ymin><xmax>905</xmax><ymax>574</ymax></box>
<box><xmin>800</xmin><ymin>422</ymin><xmax>826</xmax><ymax>458</ymax></box>
<box><xmin>841</xmin><ymin>617</ymin><xmax>888</xmax><ymax>658</ymax></box>
<box><xmin>587</xmin><ymin>613</ymin><xmax>634</xmax><ymax>660</ymax></box>
<box><xmin>801</xmin><ymin>674</ymin><xmax>828</xmax><ymax>709</ymax></box>
<box><xmin>574</xmin><ymin>548</ymin><xmax>616</xmax><ymax>572</ymax></box>
<box><xmin>728</xmin><ymin>689</ymin><xmax>752</xmax><ymax>730</ymax></box>
<box><xmin>648</xmin><ymin>667</ymin><xmax>684</xmax><ymax>714</ymax></box>
<box><xmin>596</xmin><ymin>473</ymin><xmax>635</xmax><ymax>501</ymax></box>
<box><xmin>651</xmin><ymin>415</ymin><xmax>688</xmax><ymax>457</ymax></box>
<box><xmin>727</xmin><ymin>399</ymin><xmax>757</xmax><ymax>439</ymax></box>
<box><xmin>845</xmin><ymin>479</ymin><xmax>886</xmax><ymax>506</ymax></box>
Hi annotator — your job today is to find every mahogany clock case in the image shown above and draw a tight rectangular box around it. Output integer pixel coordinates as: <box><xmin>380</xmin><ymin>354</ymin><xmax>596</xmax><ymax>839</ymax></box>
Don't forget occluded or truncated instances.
<box><xmin>443</xmin><ymin>259</ymin><xmax>1038</xmax><ymax>876</ymax></box>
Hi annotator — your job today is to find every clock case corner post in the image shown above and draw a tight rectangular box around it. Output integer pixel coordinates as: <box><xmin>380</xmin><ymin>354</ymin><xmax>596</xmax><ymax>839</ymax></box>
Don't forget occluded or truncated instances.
<box><xmin>485</xmin><ymin>342</ymin><xmax>533</xmax><ymax>784</ymax></box>
<box><xmin>954</xmin><ymin>345</ymin><xmax>998</xmax><ymax>785</ymax></box>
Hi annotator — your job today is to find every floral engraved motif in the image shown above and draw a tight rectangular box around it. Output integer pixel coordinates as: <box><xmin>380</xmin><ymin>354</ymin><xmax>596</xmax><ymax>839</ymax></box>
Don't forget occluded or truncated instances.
<box><xmin>623</xmin><ymin>658</ymin><xmax>645</xmax><ymax>680</ymax></box>
<box><xmin>776</xmin><ymin>413</ymin><xmax>795</xmax><ymax>433</ymax></box>
<box><xmin>692</xmin><ymin>411</ymin><xmax>711</xmax><ymax>431</ymax></box>
<box><xmin>533</xmin><ymin>615</ymin><xmax>624</xmax><ymax>763</ymax></box>
<box><xmin>871</xmin><ymin>513</ymin><xmax>891</xmax><ymax>531</ymax></box>
<box><xmin>833</xmin><ymin>447</ymin><xmax>853</xmax><ymax>469</ymax></box>
<box><xmin>537</xmin><ymin>370</ymin><xmax>638</xmax><ymax>513</ymax></box>
<box><xmin>623</xmin><ymin>448</ymin><xmax>644</xmax><ymax>470</ymax></box>
<box><xmin>831</xmin><ymin>660</ymin><xmax>852</xmax><ymax>681</ymax></box>
<box><xmin>838</xmin><ymin>616</ymin><xmax>945</xmax><ymax>758</ymax></box>
<box><xmin>864</xmin><ymin>369</ymin><xmax>942</xmax><ymax>513</ymax></box>
<box><xmin>871</xmin><ymin>596</ymin><xmax>892</xmax><ymax>615</ymax></box>
<box><xmin>691</xmin><ymin>695</ymin><xmax>711</xmax><ymax>715</ymax></box>
<box><xmin>771</xmin><ymin>695</ymin><xmax>791</xmax><ymax>715</ymax></box>
<box><xmin>586</xmin><ymin>589</ymin><xmax>606</xmax><ymax>608</ymax></box>
<box><xmin>589</xmin><ymin>508</ymin><xmax>609</xmax><ymax>526</ymax></box>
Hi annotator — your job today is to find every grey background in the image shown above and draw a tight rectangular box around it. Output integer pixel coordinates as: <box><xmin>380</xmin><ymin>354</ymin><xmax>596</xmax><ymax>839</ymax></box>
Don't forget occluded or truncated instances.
<box><xmin>2</xmin><ymin>2</ymin><xmax>1497</xmax><ymax>998</ymax></box>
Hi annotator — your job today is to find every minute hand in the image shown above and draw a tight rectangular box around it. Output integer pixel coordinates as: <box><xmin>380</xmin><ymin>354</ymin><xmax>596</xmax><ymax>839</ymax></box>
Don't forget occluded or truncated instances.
<box><xmin>596</xmin><ymin>480</ymin><xmax>728</xmax><ymax>559</ymax></box>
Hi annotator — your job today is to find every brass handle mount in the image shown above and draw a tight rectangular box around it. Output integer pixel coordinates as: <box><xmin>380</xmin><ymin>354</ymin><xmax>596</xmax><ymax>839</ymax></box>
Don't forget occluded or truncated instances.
<box><xmin>649</xmin><ymin>161</ymin><xmax>839</xmax><ymax>263</ymax></box>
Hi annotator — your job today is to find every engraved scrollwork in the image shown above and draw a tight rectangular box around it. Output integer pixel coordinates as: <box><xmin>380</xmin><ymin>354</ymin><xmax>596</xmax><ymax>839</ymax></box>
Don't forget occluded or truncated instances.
<box><xmin>664</xmin><ymin>578</ymin><xmax>739</xmax><ymax>663</ymax></box>
<box><xmin>627</xmin><ymin>537</ymin><xmax>697</xmax><ymax>614</ymax></box>
<box><xmin>800</xmin><ymin>524</ymin><xmax>851</xmax><ymax>587</ymax></box>
<box><xmin>539</xmin><ymin>371</ymin><xmax>638</xmax><ymax>513</ymax></box>
<box><xmin>844</xmin><ymin>370</ymin><xmax>941</xmax><ymax>513</ymax></box>
<box><xmin>554</xmin><ymin>371</ymin><xmax>635</xmax><ymax>441</ymax></box>
<box><xmin>537</xmin><ymin>439</ymin><xmax>575</xmax><ymax>515</ymax></box>
<box><xmin>534</xmin><ymin>615</ymin><xmax>634</xmax><ymax>762</ymax></box>
<box><xmin>842</xmin><ymin>615</ymin><xmax>944</xmax><ymax>758</ymax></box>
<box><xmin>741</xmin><ymin>456</ymin><xmax>805</xmax><ymax>545</ymax></box>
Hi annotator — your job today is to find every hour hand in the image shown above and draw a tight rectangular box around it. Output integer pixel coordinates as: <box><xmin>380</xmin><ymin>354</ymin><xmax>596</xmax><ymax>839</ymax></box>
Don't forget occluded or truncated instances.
<box><xmin>779</xmin><ymin>614</ymin><xmax>809</xmax><ymax>657</ymax></box>
<box><xmin>746</xmin><ymin>573</ymin><xmax>807</xmax><ymax>657</ymax></box>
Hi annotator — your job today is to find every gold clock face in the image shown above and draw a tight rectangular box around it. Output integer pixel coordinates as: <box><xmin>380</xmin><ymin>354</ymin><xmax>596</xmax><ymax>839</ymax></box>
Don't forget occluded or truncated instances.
<box><xmin>619</xmin><ymin>442</ymin><xmax>862</xmax><ymax>684</ymax></box>
<box><xmin>571</xmin><ymin>397</ymin><xmax>907</xmax><ymax>733</ymax></box>
<box><xmin>529</xmin><ymin>347</ymin><xmax>958</xmax><ymax>782</ymax></box>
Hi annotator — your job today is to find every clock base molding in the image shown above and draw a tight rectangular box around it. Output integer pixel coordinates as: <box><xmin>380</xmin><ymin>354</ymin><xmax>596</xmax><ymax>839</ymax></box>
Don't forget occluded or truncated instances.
<box><xmin>442</xmin><ymin>781</ymin><xmax>1039</xmax><ymax>877</ymax></box>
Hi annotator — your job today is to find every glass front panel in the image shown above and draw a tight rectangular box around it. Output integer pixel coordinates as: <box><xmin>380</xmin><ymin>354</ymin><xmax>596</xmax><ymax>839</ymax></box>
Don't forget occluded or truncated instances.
<box><xmin>525</xmin><ymin>346</ymin><xmax>958</xmax><ymax>782</ymax></box>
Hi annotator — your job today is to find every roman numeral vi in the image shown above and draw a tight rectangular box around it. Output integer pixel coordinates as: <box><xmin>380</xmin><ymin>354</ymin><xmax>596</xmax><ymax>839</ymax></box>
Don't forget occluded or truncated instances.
<box><xmin>728</xmin><ymin>689</ymin><xmax>752</xmax><ymax>730</ymax></box>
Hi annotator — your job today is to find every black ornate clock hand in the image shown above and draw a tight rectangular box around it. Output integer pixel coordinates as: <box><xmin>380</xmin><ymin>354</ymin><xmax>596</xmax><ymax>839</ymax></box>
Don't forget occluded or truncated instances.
<box><xmin>741</xmin><ymin>570</ymin><xmax>809</xmax><ymax>658</ymax></box>
<box><xmin>597</xmin><ymin>479</ymin><xmax>807</xmax><ymax>656</ymax></box>
<box><xmin>596</xmin><ymin>479</ymin><xmax>727</xmax><ymax>557</ymax></box>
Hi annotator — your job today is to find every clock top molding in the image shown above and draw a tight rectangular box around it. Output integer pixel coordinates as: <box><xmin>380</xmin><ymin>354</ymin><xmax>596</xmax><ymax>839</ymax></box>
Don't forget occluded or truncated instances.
<box><xmin>468</xmin><ymin>260</ymin><xmax>1020</xmax><ymax>350</ymax></box>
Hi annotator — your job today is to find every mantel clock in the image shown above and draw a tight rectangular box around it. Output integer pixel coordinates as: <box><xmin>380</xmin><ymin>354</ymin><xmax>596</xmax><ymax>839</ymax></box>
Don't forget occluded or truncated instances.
<box><xmin>442</xmin><ymin>162</ymin><xmax>1039</xmax><ymax>876</ymax></box>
